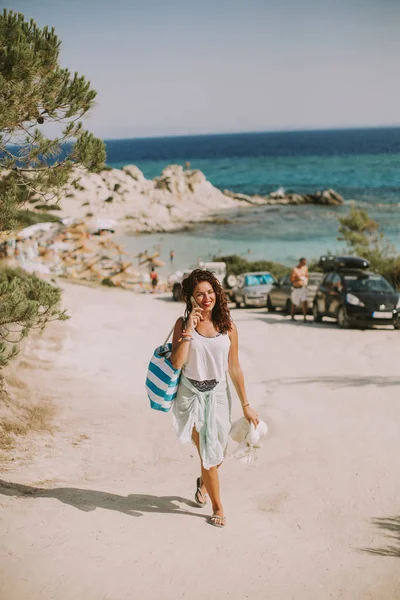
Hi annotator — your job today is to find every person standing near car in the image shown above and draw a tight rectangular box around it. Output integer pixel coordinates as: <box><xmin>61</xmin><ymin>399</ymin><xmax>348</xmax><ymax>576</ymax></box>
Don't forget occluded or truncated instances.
<box><xmin>290</xmin><ymin>257</ymin><xmax>309</xmax><ymax>321</ymax></box>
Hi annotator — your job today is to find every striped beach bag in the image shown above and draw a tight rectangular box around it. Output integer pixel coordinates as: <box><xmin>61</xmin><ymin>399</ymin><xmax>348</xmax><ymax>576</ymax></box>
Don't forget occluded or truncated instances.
<box><xmin>145</xmin><ymin>325</ymin><xmax>181</xmax><ymax>412</ymax></box>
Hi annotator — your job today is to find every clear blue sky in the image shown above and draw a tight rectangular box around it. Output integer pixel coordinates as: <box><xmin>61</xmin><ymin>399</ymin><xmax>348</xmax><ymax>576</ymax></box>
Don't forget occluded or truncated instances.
<box><xmin>5</xmin><ymin>0</ymin><xmax>400</xmax><ymax>139</ymax></box>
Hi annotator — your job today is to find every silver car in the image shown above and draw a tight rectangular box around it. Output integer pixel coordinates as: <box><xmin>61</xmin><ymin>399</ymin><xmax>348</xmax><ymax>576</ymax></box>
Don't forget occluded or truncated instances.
<box><xmin>233</xmin><ymin>272</ymin><xmax>277</xmax><ymax>308</ymax></box>
<box><xmin>267</xmin><ymin>272</ymin><xmax>324</xmax><ymax>313</ymax></box>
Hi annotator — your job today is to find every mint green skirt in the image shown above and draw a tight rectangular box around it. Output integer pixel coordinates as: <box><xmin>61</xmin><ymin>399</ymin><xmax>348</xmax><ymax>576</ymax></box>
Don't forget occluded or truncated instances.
<box><xmin>172</xmin><ymin>374</ymin><xmax>232</xmax><ymax>470</ymax></box>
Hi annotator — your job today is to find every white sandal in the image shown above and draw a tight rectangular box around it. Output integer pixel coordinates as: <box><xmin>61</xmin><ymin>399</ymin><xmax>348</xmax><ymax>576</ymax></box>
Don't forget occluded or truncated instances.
<box><xmin>210</xmin><ymin>514</ymin><xmax>226</xmax><ymax>528</ymax></box>
<box><xmin>194</xmin><ymin>477</ymin><xmax>208</xmax><ymax>507</ymax></box>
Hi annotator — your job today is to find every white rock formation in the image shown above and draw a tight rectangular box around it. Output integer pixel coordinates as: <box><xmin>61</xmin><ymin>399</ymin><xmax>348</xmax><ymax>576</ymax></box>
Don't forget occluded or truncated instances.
<box><xmin>49</xmin><ymin>164</ymin><xmax>238</xmax><ymax>233</ymax></box>
<box><xmin>37</xmin><ymin>165</ymin><xmax>344</xmax><ymax>234</ymax></box>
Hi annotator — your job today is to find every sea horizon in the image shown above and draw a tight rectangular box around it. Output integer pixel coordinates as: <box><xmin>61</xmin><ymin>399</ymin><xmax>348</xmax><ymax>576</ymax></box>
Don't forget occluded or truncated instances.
<box><xmin>103</xmin><ymin>124</ymin><xmax>400</xmax><ymax>144</ymax></box>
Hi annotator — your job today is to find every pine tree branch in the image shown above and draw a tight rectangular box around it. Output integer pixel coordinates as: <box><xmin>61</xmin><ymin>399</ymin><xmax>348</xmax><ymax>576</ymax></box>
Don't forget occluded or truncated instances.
<box><xmin>0</xmin><ymin>146</ymin><xmax>19</xmax><ymax>161</ymax></box>
<box><xmin>12</xmin><ymin>163</ymin><xmax>65</xmax><ymax>172</ymax></box>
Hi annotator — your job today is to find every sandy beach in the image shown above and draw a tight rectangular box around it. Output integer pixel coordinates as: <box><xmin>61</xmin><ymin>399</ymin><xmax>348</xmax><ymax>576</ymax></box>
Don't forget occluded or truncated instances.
<box><xmin>0</xmin><ymin>282</ymin><xmax>399</xmax><ymax>600</ymax></box>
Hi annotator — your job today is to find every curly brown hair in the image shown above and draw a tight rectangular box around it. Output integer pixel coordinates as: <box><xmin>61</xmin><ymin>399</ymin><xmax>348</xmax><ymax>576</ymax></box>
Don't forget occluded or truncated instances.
<box><xmin>181</xmin><ymin>269</ymin><xmax>232</xmax><ymax>334</ymax></box>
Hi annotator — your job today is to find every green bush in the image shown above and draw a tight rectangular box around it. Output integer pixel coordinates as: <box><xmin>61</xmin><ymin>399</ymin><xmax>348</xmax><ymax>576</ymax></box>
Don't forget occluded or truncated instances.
<box><xmin>15</xmin><ymin>210</ymin><xmax>61</xmax><ymax>227</ymax></box>
<box><xmin>101</xmin><ymin>278</ymin><xmax>116</xmax><ymax>287</ymax></box>
<box><xmin>214</xmin><ymin>255</ymin><xmax>289</xmax><ymax>280</ymax></box>
<box><xmin>338</xmin><ymin>205</ymin><xmax>400</xmax><ymax>289</ymax></box>
<box><xmin>34</xmin><ymin>203</ymin><xmax>62</xmax><ymax>211</ymax></box>
<box><xmin>0</xmin><ymin>267</ymin><xmax>69</xmax><ymax>367</ymax></box>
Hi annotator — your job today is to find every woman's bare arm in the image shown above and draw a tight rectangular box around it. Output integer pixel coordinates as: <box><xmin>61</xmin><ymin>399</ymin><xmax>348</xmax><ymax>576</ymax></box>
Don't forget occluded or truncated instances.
<box><xmin>170</xmin><ymin>318</ymin><xmax>190</xmax><ymax>370</ymax></box>
<box><xmin>169</xmin><ymin>302</ymin><xmax>203</xmax><ymax>370</ymax></box>
<box><xmin>228</xmin><ymin>322</ymin><xmax>259</xmax><ymax>426</ymax></box>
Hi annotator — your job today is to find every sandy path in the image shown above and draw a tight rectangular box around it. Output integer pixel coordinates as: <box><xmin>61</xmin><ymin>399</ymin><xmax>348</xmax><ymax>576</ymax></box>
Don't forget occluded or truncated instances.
<box><xmin>0</xmin><ymin>282</ymin><xmax>399</xmax><ymax>600</ymax></box>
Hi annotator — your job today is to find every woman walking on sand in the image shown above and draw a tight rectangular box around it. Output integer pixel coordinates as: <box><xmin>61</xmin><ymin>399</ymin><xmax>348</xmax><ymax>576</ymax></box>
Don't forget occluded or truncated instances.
<box><xmin>170</xmin><ymin>269</ymin><xmax>259</xmax><ymax>528</ymax></box>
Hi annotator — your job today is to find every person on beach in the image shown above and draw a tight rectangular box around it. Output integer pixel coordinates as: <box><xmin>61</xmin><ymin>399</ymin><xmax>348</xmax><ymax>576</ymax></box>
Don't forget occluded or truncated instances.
<box><xmin>150</xmin><ymin>267</ymin><xmax>158</xmax><ymax>293</ymax></box>
<box><xmin>290</xmin><ymin>257</ymin><xmax>309</xmax><ymax>321</ymax></box>
<box><xmin>170</xmin><ymin>269</ymin><xmax>259</xmax><ymax>528</ymax></box>
<box><xmin>170</xmin><ymin>249</ymin><xmax>175</xmax><ymax>264</ymax></box>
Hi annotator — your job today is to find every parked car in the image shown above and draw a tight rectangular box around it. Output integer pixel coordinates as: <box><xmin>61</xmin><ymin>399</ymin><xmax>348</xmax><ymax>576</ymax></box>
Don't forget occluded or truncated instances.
<box><xmin>267</xmin><ymin>272</ymin><xmax>324</xmax><ymax>313</ymax></box>
<box><xmin>232</xmin><ymin>272</ymin><xmax>277</xmax><ymax>308</ymax></box>
<box><xmin>171</xmin><ymin>261</ymin><xmax>227</xmax><ymax>302</ymax></box>
<box><xmin>313</xmin><ymin>260</ymin><xmax>400</xmax><ymax>329</ymax></box>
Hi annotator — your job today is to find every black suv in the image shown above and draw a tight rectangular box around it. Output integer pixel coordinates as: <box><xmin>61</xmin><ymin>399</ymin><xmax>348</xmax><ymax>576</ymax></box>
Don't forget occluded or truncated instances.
<box><xmin>313</xmin><ymin>256</ymin><xmax>400</xmax><ymax>329</ymax></box>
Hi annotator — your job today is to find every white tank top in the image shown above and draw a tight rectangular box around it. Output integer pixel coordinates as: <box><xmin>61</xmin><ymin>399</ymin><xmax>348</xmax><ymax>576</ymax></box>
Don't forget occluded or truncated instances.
<box><xmin>183</xmin><ymin>329</ymin><xmax>231</xmax><ymax>383</ymax></box>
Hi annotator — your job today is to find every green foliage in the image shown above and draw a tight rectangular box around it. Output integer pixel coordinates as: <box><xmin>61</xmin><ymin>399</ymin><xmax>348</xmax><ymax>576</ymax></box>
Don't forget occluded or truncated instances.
<box><xmin>0</xmin><ymin>9</ymin><xmax>106</xmax><ymax>231</ymax></box>
<box><xmin>0</xmin><ymin>267</ymin><xmax>69</xmax><ymax>366</ymax></box>
<box><xmin>101</xmin><ymin>278</ymin><xmax>116</xmax><ymax>287</ymax></box>
<box><xmin>338</xmin><ymin>204</ymin><xmax>400</xmax><ymax>289</ymax></box>
<box><xmin>338</xmin><ymin>204</ymin><xmax>380</xmax><ymax>256</ymax></box>
<box><xmin>33</xmin><ymin>203</ymin><xmax>61</xmax><ymax>211</ymax></box>
<box><xmin>15</xmin><ymin>209</ymin><xmax>61</xmax><ymax>227</ymax></box>
<box><xmin>215</xmin><ymin>255</ymin><xmax>289</xmax><ymax>280</ymax></box>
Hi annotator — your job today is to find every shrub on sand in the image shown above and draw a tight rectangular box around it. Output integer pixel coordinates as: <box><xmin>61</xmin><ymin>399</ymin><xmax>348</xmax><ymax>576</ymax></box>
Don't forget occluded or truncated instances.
<box><xmin>0</xmin><ymin>267</ymin><xmax>69</xmax><ymax>368</ymax></box>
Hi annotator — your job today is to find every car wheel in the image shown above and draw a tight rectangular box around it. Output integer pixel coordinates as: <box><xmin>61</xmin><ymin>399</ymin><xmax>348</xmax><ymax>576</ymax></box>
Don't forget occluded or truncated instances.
<box><xmin>313</xmin><ymin>302</ymin><xmax>322</xmax><ymax>323</ymax></box>
<box><xmin>226</xmin><ymin>274</ymin><xmax>238</xmax><ymax>288</ymax></box>
<box><xmin>235</xmin><ymin>300</ymin><xmax>242</xmax><ymax>308</ymax></box>
<box><xmin>172</xmin><ymin>284</ymin><xmax>182</xmax><ymax>302</ymax></box>
<box><xmin>267</xmin><ymin>296</ymin><xmax>275</xmax><ymax>312</ymax></box>
<box><xmin>394</xmin><ymin>318</ymin><xmax>400</xmax><ymax>330</ymax></box>
<box><xmin>285</xmin><ymin>299</ymin><xmax>292</xmax><ymax>314</ymax></box>
<box><xmin>337</xmin><ymin>305</ymin><xmax>350</xmax><ymax>329</ymax></box>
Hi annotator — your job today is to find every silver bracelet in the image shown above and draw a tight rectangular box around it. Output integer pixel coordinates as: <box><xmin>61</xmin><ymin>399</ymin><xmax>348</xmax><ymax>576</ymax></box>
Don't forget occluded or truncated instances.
<box><xmin>181</xmin><ymin>337</ymin><xmax>192</xmax><ymax>343</ymax></box>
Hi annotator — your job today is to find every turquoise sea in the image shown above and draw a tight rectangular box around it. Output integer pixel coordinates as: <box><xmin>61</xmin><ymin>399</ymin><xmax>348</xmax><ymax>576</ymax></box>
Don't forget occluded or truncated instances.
<box><xmin>105</xmin><ymin>128</ymin><xmax>400</xmax><ymax>270</ymax></box>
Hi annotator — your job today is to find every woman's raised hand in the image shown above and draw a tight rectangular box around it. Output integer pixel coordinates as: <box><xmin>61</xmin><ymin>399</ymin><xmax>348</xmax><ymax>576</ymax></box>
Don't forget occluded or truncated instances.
<box><xmin>186</xmin><ymin>305</ymin><xmax>203</xmax><ymax>333</ymax></box>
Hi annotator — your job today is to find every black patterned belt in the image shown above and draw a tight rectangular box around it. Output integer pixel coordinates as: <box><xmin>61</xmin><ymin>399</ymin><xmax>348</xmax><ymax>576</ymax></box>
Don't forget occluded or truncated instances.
<box><xmin>187</xmin><ymin>378</ymin><xmax>219</xmax><ymax>392</ymax></box>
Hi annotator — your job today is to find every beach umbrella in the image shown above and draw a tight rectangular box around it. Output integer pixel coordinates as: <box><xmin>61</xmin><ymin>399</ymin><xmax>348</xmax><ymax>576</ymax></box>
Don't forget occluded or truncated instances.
<box><xmin>139</xmin><ymin>251</ymin><xmax>160</xmax><ymax>266</ymax></box>
<box><xmin>150</xmin><ymin>258</ymin><xmax>165</xmax><ymax>267</ymax></box>
<box><xmin>0</xmin><ymin>231</ymin><xmax>15</xmax><ymax>241</ymax></box>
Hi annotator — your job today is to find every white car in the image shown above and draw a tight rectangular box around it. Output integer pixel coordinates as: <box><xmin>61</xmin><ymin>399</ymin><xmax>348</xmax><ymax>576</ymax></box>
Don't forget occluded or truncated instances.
<box><xmin>232</xmin><ymin>272</ymin><xmax>277</xmax><ymax>308</ymax></box>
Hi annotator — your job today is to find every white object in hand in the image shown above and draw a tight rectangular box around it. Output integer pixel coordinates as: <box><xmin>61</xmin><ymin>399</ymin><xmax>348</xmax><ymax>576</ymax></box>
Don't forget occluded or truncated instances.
<box><xmin>247</xmin><ymin>420</ymin><xmax>268</xmax><ymax>445</ymax></box>
<box><xmin>230</xmin><ymin>417</ymin><xmax>268</xmax><ymax>465</ymax></box>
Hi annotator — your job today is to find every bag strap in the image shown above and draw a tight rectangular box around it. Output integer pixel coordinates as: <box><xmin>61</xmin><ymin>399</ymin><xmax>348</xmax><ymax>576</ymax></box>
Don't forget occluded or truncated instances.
<box><xmin>163</xmin><ymin>324</ymin><xmax>176</xmax><ymax>346</ymax></box>
<box><xmin>163</xmin><ymin>315</ymin><xmax>186</xmax><ymax>346</ymax></box>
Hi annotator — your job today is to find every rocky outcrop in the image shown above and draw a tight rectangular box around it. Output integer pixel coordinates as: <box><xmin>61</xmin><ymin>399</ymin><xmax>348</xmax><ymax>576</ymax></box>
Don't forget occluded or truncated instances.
<box><xmin>50</xmin><ymin>164</ymin><xmax>235</xmax><ymax>234</ymax></box>
<box><xmin>39</xmin><ymin>165</ymin><xmax>344</xmax><ymax>234</ymax></box>
<box><xmin>224</xmin><ymin>187</ymin><xmax>344</xmax><ymax>206</ymax></box>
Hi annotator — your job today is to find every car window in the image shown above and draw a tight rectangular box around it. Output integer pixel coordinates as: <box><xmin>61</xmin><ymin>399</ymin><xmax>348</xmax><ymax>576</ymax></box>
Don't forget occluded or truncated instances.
<box><xmin>323</xmin><ymin>273</ymin><xmax>334</xmax><ymax>287</ymax></box>
<box><xmin>344</xmin><ymin>274</ymin><xmax>394</xmax><ymax>293</ymax></box>
<box><xmin>332</xmin><ymin>274</ymin><xmax>342</xmax><ymax>287</ymax></box>
<box><xmin>245</xmin><ymin>273</ymin><xmax>275</xmax><ymax>286</ymax></box>
<box><xmin>308</xmin><ymin>274</ymin><xmax>323</xmax><ymax>284</ymax></box>
<box><xmin>281</xmin><ymin>275</ymin><xmax>290</xmax><ymax>285</ymax></box>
